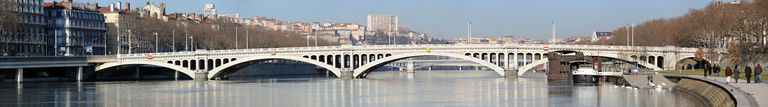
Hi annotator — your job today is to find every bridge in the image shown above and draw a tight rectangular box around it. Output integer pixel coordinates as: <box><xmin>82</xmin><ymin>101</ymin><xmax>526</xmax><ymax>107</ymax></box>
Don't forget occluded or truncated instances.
<box><xmin>1</xmin><ymin>44</ymin><xmax>713</xmax><ymax>81</ymax></box>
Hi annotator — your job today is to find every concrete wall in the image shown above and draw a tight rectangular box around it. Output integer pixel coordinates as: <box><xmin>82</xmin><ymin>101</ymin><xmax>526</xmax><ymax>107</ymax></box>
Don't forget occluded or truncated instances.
<box><xmin>673</xmin><ymin>78</ymin><xmax>735</xmax><ymax>107</ymax></box>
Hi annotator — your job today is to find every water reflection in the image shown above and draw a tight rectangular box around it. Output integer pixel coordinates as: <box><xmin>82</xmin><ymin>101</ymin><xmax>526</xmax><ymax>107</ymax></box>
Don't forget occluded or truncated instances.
<box><xmin>0</xmin><ymin>71</ymin><xmax>702</xmax><ymax>107</ymax></box>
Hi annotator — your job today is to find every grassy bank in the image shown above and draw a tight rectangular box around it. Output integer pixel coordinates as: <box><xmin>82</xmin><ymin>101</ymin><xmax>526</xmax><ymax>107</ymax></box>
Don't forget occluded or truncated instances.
<box><xmin>658</xmin><ymin>69</ymin><xmax>768</xmax><ymax>81</ymax></box>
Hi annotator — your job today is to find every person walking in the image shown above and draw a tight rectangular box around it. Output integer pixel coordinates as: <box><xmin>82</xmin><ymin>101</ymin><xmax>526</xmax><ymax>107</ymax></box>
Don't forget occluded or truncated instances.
<box><xmin>714</xmin><ymin>64</ymin><xmax>721</xmax><ymax>77</ymax></box>
<box><xmin>745</xmin><ymin>65</ymin><xmax>752</xmax><ymax>83</ymax></box>
<box><xmin>704</xmin><ymin>64</ymin><xmax>710</xmax><ymax>77</ymax></box>
<box><xmin>734</xmin><ymin>65</ymin><xmax>740</xmax><ymax>83</ymax></box>
<box><xmin>754</xmin><ymin>64</ymin><xmax>762</xmax><ymax>83</ymax></box>
<box><xmin>725</xmin><ymin>67</ymin><xmax>733</xmax><ymax>83</ymax></box>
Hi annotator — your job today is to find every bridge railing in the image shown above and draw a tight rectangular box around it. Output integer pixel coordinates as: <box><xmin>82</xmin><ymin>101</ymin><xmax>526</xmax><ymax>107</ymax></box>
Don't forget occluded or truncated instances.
<box><xmin>115</xmin><ymin>44</ymin><xmax>703</xmax><ymax>59</ymax></box>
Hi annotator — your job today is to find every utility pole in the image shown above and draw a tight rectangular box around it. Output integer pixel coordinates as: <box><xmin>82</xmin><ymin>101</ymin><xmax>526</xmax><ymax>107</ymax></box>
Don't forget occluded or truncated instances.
<box><xmin>190</xmin><ymin>36</ymin><xmax>194</xmax><ymax>51</ymax></box>
<box><xmin>172</xmin><ymin>30</ymin><xmax>175</xmax><ymax>52</ymax></box>
<box><xmin>128</xmin><ymin>30</ymin><xmax>132</xmax><ymax>54</ymax></box>
<box><xmin>552</xmin><ymin>20</ymin><xmax>556</xmax><ymax>44</ymax></box>
<box><xmin>468</xmin><ymin>21</ymin><xmax>472</xmax><ymax>44</ymax></box>
<box><xmin>116</xmin><ymin>23</ymin><xmax>120</xmax><ymax>56</ymax></box>
<box><xmin>185</xmin><ymin>30</ymin><xmax>189</xmax><ymax>52</ymax></box>
<box><xmin>235</xmin><ymin>27</ymin><xmax>239</xmax><ymax>49</ymax></box>
<box><xmin>626</xmin><ymin>24</ymin><xmax>630</xmax><ymax>46</ymax></box>
<box><xmin>154</xmin><ymin>32</ymin><xmax>158</xmax><ymax>53</ymax></box>
<box><xmin>103</xmin><ymin>33</ymin><xmax>107</xmax><ymax>55</ymax></box>
<box><xmin>246</xmin><ymin>28</ymin><xmax>249</xmax><ymax>48</ymax></box>
<box><xmin>631</xmin><ymin>23</ymin><xmax>635</xmax><ymax>46</ymax></box>
<box><xmin>306</xmin><ymin>33</ymin><xmax>310</xmax><ymax>47</ymax></box>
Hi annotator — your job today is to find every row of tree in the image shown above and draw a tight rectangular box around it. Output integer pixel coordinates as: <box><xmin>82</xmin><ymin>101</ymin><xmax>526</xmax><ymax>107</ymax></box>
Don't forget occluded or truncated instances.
<box><xmin>108</xmin><ymin>13</ymin><xmax>339</xmax><ymax>54</ymax></box>
<box><xmin>591</xmin><ymin>0</ymin><xmax>768</xmax><ymax>65</ymax></box>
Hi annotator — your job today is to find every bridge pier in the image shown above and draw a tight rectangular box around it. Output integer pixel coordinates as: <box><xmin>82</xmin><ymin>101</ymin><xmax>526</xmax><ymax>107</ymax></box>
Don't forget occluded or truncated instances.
<box><xmin>406</xmin><ymin>59</ymin><xmax>414</xmax><ymax>73</ymax></box>
<box><xmin>340</xmin><ymin>69</ymin><xmax>353</xmax><ymax>79</ymax></box>
<box><xmin>505</xmin><ymin>69</ymin><xmax>518</xmax><ymax>78</ymax></box>
<box><xmin>134</xmin><ymin>66</ymin><xmax>141</xmax><ymax>80</ymax></box>
<box><xmin>16</xmin><ymin>68</ymin><xmax>23</xmax><ymax>83</ymax></box>
<box><xmin>76</xmin><ymin>66</ymin><xmax>83</xmax><ymax>81</ymax></box>
<box><xmin>194</xmin><ymin>72</ymin><xmax>209</xmax><ymax>80</ymax></box>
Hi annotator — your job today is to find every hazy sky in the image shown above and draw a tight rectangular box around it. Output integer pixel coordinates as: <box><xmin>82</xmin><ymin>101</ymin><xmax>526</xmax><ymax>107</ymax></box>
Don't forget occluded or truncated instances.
<box><xmin>66</xmin><ymin>0</ymin><xmax>716</xmax><ymax>40</ymax></box>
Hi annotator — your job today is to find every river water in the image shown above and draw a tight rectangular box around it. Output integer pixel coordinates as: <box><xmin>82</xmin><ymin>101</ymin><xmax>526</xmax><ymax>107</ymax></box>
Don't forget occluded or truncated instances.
<box><xmin>0</xmin><ymin>71</ymin><xmax>703</xmax><ymax>107</ymax></box>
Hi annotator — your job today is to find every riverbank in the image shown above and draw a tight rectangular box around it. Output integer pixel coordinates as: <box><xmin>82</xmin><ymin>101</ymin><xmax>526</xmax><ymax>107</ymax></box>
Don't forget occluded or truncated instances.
<box><xmin>663</xmin><ymin>74</ymin><xmax>764</xmax><ymax>107</ymax></box>
<box><xmin>659</xmin><ymin>69</ymin><xmax>768</xmax><ymax>83</ymax></box>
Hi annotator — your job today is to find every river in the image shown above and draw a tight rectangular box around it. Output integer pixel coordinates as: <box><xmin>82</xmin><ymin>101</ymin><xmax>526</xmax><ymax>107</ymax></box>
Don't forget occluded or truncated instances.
<box><xmin>0</xmin><ymin>71</ymin><xmax>704</xmax><ymax>107</ymax></box>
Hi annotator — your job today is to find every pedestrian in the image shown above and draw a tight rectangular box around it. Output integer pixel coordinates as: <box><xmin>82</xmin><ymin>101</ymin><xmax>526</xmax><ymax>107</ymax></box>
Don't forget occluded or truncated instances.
<box><xmin>714</xmin><ymin>64</ymin><xmax>721</xmax><ymax>77</ymax></box>
<box><xmin>647</xmin><ymin>75</ymin><xmax>654</xmax><ymax>87</ymax></box>
<box><xmin>708</xmin><ymin>64</ymin><xmax>714</xmax><ymax>76</ymax></box>
<box><xmin>703</xmin><ymin>64</ymin><xmax>709</xmax><ymax>77</ymax></box>
<box><xmin>755</xmin><ymin>64</ymin><xmax>762</xmax><ymax>83</ymax></box>
<box><xmin>725</xmin><ymin>67</ymin><xmax>733</xmax><ymax>83</ymax></box>
<box><xmin>734</xmin><ymin>65</ymin><xmax>740</xmax><ymax>83</ymax></box>
<box><xmin>745</xmin><ymin>65</ymin><xmax>752</xmax><ymax>83</ymax></box>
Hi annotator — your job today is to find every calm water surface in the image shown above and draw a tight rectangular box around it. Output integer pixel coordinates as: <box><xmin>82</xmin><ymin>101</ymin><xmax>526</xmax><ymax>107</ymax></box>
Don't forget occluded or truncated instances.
<box><xmin>0</xmin><ymin>71</ymin><xmax>704</xmax><ymax>107</ymax></box>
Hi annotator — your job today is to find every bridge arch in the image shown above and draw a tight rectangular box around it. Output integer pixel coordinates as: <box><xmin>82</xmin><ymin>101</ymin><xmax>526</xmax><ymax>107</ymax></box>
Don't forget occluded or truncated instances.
<box><xmin>516</xmin><ymin>54</ymin><xmax>663</xmax><ymax>76</ymax></box>
<box><xmin>675</xmin><ymin>56</ymin><xmax>712</xmax><ymax>69</ymax></box>
<box><xmin>353</xmin><ymin>52</ymin><xmax>506</xmax><ymax>78</ymax></box>
<box><xmin>95</xmin><ymin>61</ymin><xmax>197</xmax><ymax>79</ymax></box>
<box><xmin>207</xmin><ymin>55</ymin><xmax>342</xmax><ymax>79</ymax></box>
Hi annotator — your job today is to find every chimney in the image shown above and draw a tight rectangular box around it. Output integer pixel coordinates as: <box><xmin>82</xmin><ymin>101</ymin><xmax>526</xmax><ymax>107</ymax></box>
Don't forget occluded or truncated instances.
<box><xmin>109</xmin><ymin>3</ymin><xmax>115</xmax><ymax>12</ymax></box>
<box><xmin>125</xmin><ymin>3</ymin><xmax>130</xmax><ymax>11</ymax></box>
<box><xmin>117</xmin><ymin>1</ymin><xmax>122</xmax><ymax>10</ymax></box>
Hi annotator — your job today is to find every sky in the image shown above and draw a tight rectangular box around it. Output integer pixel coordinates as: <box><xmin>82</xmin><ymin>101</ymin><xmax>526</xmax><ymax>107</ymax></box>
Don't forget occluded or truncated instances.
<box><xmin>64</xmin><ymin>0</ymin><xmax>717</xmax><ymax>40</ymax></box>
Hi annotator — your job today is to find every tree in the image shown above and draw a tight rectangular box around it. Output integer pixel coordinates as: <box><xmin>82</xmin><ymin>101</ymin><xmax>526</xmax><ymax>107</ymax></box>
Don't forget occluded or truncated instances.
<box><xmin>0</xmin><ymin>0</ymin><xmax>19</xmax><ymax>31</ymax></box>
<box><xmin>695</xmin><ymin>48</ymin><xmax>705</xmax><ymax>61</ymax></box>
<box><xmin>113</xmin><ymin>13</ymin><xmax>339</xmax><ymax>54</ymax></box>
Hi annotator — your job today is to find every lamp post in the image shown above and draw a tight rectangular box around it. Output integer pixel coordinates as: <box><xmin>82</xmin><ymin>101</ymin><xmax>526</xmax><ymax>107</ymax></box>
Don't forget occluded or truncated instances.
<box><xmin>235</xmin><ymin>27</ymin><xmax>239</xmax><ymax>49</ymax></box>
<box><xmin>246</xmin><ymin>28</ymin><xmax>249</xmax><ymax>48</ymax></box>
<box><xmin>172</xmin><ymin>30</ymin><xmax>175</xmax><ymax>52</ymax></box>
<box><xmin>190</xmin><ymin>36</ymin><xmax>194</xmax><ymax>51</ymax></box>
<box><xmin>185</xmin><ymin>30</ymin><xmax>189</xmax><ymax>52</ymax></box>
<box><xmin>154</xmin><ymin>32</ymin><xmax>158</xmax><ymax>53</ymax></box>
<box><xmin>103</xmin><ymin>33</ymin><xmax>107</xmax><ymax>55</ymax></box>
<box><xmin>127</xmin><ymin>30</ymin><xmax>132</xmax><ymax>54</ymax></box>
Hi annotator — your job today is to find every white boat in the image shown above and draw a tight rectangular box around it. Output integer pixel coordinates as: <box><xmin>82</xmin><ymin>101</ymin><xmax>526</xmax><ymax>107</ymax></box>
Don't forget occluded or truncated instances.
<box><xmin>571</xmin><ymin>62</ymin><xmax>599</xmax><ymax>84</ymax></box>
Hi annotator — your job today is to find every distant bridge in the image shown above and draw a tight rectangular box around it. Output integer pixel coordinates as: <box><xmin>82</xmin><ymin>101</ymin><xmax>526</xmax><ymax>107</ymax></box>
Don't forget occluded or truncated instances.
<box><xmin>1</xmin><ymin>44</ymin><xmax>715</xmax><ymax>81</ymax></box>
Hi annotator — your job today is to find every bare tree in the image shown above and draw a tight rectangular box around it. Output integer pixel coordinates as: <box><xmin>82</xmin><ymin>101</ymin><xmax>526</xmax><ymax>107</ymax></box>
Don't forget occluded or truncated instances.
<box><xmin>0</xmin><ymin>0</ymin><xmax>19</xmax><ymax>31</ymax></box>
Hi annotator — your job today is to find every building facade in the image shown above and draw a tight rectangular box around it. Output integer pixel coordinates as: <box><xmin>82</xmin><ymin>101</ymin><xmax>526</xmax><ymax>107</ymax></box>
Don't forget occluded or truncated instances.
<box><xmin>366</xmin><ymin>14</ymin><xmax>398</xmax><ymax>33</ymax></box>
<box><xmin>45</xmin><ymin>1</ymin><xmax>107</xmax><ymax>56</ymax></box>
<box><xmin>0</xmin><ymin>0</ymin><xmax>47</xmax><ymax>56</ymax></box>
<box><xmin>101</xmin><ymin>2</ymin><xmax>136</xmax><ymax>54</ymax></box>
<box><xmin>204</xmin><ymin>3</ymin><xmax>216</xmax><ymax>18</ymax></box>
<box><xmin>140</xmin><ymin>2</ymin><xmax>166</xmax><ymax>20</ymax></box>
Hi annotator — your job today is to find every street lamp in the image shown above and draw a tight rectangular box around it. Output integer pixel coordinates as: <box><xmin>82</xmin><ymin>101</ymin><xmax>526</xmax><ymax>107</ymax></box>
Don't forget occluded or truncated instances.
<box><xmin>235</xmin><ymin>27</ymin><xmax>239</xmax><ymax>49</ymax></box>
<box><xmin>246</xmin><ymin>28</ymin><xmax>249</xmax><ymax>48</ymax></box>
<box><xmin>154</xmin><ymin>32</ymin><xmax>158</xmax><ymax>53</ymax></box>
<box><xmin>172</xmin><ymin>30</ymin><xmax>175</xmax><ymax>52</ymax></box>
<box><xmin>127</xmin><ymin>30</ymin><xmax>132</xmax><ymax>54</ymax></box>
<box><xmin>190</xmin><ymin>36</ymin><xmax>194</xmax><ymax>51</ymax></box>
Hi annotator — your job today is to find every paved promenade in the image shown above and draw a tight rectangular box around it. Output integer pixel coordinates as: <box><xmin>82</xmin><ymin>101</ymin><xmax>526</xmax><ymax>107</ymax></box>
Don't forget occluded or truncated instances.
<box><xmin>688</xmin><ymin>75</ymin><xmax>767</xmax><ymax>107</ymax></box>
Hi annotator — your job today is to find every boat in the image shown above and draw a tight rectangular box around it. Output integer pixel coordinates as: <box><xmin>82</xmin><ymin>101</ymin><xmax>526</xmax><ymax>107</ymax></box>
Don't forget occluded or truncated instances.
<box><xmin>570</xmin><ymin>61</ymin><xmax>599</xmax><ymax>84</ymax></box>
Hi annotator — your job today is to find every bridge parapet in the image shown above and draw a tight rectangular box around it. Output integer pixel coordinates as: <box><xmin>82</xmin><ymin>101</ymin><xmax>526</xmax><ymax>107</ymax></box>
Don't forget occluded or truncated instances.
<box><xmin>101</xmin><ymin>44</ymin><xmax>718</xmax><ymax>80</ymax></box>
